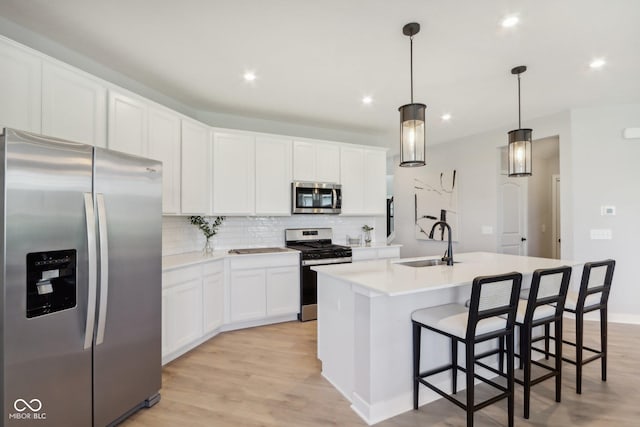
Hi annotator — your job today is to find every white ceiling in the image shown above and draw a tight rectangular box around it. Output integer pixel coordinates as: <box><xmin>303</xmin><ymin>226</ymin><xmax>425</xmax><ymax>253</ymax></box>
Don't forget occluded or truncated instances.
<box><xmin>1</xmin><ymin>0</ymin><xmax>639</xmax><ymax>150</ymax></box>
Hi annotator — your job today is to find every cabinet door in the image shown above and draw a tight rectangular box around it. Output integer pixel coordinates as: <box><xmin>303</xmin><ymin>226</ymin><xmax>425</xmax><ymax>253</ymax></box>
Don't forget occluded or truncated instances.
<box><xmin>181</xmin><ymin>119</ymin><xmax>211</xmax><ymax>214</ymax></box>
<box><xmin>162</xmin><ymin>278</ymin><xmax>203</xmax><ymax>356</ymax></box>
<box><xmin>292</xmin><ymin>140</ymin><xmax>316</xmax><ymax>181</ymax></box>
<box><xmin>266</xmin><ymin>266</ymin><xmax>299</xmax><ymax>317</ymax></box>
<box><xmin>255</xmin><ymin>136</ymin><xmax>292</xmax><ymax>215</ymax></box>
<box><xmin>230</xmin><ymin>269</ymin><xmax>266</xmax><ymax>322</ymax></box>
<box><xmin>212</xmin><ymin>132</ymin><xmax>255</xmax><ymax>215</ymax></box>
<box><xmin>315</xmin><ymin>143</ymin><xmax>340</xmax><ymax>183</ymax></box>
<box><xmin>363</xmin><ymin>149</ymin><xmax>387</xmax><ymax>215</ymax></box>
<box><xmin>148</xmin><ymin>108</ymin><xmax>181</xmax><ymax>214</ymax></box>
<box><xmin>107</xmin><ymin>90</ymin><xmax>148</xmax><ymax>155</ymax></box>
<box><xmin>42</xmin><ymin>62</ymin><xmax>107</xmax><ymax>147</ymax></box>
<box><xmin>202</xmin><ymin>262</ymin><xmax>224</xmax><ymax>334</ymax></box>
<box><xmin>339</xmin><ymin>146</ymin><xmax>364</xmax><ymax>215</ymax></box>
<box><xmin>0</xmin><ymin>38</ymin><xmax>41</xmax><ymax>132</ymax></box>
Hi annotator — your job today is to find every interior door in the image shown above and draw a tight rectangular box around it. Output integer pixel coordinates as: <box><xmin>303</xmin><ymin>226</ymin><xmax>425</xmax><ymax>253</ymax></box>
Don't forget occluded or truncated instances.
<box><xmin>3</xmin><ymin>129</ymin><xmax>93</xmax><ymax>426</ymax></box>
<box><xmin>498</xmin><ymin>175</ymin><xmax>528</xmax><ymax>255</ymax></box>
<box><xmin>92</xmin><ymin>148</ymin><xmax>162</xmax><ymax>426</ymax></box>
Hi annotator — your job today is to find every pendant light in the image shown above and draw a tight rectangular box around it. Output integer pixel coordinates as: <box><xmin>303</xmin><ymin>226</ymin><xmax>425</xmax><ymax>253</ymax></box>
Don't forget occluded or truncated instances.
<box><xmin>399</xmin><ymin>22</ymin><xmax>426</xmax><ymax>167</ymax></box>
<box><xmin>508</xmin><ymin>65</ymin><xmax>532</xmax><ymax>177</ymax></box>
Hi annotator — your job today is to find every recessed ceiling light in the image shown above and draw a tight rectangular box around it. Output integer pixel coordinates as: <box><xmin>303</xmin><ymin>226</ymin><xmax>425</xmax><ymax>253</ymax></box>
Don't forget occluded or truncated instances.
<box><xmin>243</xmin><ymin>71</ymin><xmax>257</xmax><ymax>82</ymax></box>
<box><xmin>441</xmin><ymin>113</ymin><xmax>452</xmax><ymax>121</ymax></box>
<box><xmin>501</xmin><ymin>15</ymin><xmax>519</xmax><ymax>28</ymax></box>
<box><xmin>589</xmin><ymin>58</ymin><xmax>606</xmax><ymax>69</ymax></box>
<box><xmin>362</xmin><ymin>95</ymin><xmax>373</xmax><ymax>105</ymax></box>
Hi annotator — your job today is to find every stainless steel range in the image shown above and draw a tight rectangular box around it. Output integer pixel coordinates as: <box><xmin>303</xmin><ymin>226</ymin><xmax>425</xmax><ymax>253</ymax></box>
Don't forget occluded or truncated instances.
<box><xmin>285</xmin><ymin>228</ymin><xmax>352</xmax><ymax>321</ymax></box>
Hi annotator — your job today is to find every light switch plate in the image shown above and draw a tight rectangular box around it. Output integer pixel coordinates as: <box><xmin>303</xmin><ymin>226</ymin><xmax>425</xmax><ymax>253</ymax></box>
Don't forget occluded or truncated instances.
<box><xmin>601</xmin><ymin>205</ymin><xmax>616</xmax><ymax>216</ymax></box>
<box><xmin>590</xmin><ymin>229</ymin><xmax>612</xmax><ymax>240</ymax></box>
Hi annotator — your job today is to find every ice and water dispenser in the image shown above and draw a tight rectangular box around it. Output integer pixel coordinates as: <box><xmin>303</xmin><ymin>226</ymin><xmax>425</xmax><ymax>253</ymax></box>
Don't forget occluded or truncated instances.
<box><xmin>26</xmin><ymin>249</ymin><xmax>77</xmax><ymax>318</ymax></box>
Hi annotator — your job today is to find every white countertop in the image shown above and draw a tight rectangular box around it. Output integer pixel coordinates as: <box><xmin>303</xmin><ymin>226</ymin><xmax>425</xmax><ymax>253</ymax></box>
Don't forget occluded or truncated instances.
<box><xmin>312</xmin><ymin>251</ymin><xmax>579</xmax><ymax>297</ymax></box>
<box><xmin>162</xmin><ymin>248</ymin><xmax>299</xmax><ymax>271</ymax></box>
<box><xmin>348</xmin><ymin>243</ymin><xmax>402</xmax><ymax>250</ymax></box>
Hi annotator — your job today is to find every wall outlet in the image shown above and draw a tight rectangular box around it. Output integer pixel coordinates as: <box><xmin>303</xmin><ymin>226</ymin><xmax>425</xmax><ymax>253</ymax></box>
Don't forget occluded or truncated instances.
<box><xmin>590</xmin><ymin>229</ymin><xmax>612</xmax><ymax>240</ymax></box>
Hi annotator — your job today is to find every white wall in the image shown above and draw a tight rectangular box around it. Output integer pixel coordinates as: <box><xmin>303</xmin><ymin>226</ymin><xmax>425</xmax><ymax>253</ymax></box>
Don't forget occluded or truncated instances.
<box><xmin>569</xmin><ymin>104</ymin><xmax>640</xmax><ymax>323</ymax></box>
<box><xmin>393</xmin><ymin>105</ymin><xmax>640</xmax><ymax>322</ymax></box>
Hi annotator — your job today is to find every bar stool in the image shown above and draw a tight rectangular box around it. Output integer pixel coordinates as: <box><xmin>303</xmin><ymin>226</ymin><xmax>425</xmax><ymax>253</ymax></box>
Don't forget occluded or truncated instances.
<box><xmin>498</xmin><ymin>266</ymin><xmax>572</xmax><ymax>419</ymax></box>
<box><xmin>552</xmin><ymin>260</ymin><xmax>616</xmax><ymax>394</ymax></box>
<box><xmin>412</xmin><ymin>272</ymin><xmax>522</xmax><ymax>427</ymax></box>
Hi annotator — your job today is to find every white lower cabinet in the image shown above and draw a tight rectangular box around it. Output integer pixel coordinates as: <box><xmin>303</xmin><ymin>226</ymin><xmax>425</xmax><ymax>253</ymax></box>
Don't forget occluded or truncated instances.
<box><xmin>202</xmin><ymin>261</ymin><xmax>225</xmax><ymax>334</ymax></box>
<box><xmin>228</xmin><ymin>253</ymin><xmax>299</xmax><ymax>326</ymax></box>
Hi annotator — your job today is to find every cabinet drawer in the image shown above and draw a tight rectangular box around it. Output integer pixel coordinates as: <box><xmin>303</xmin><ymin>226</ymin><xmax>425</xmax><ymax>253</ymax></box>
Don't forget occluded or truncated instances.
<box><xmin>204</xmin><ymin>259</ymin><xmax>224</xmax><ymax>275</ymax></box>
<box><xmin>162</xmin><ymin>264</ymin><xmax>202</xmax><ymax>288</ymax></box>
<box><xmin>228</xmin><ymin>253</ymin><xmax>299</xmax><ymax>270</ymax></box>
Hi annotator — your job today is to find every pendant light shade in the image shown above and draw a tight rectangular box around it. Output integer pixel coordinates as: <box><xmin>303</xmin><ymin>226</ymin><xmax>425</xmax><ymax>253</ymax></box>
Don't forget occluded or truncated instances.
<box><xmin>399</xmin><ymin>23</ymin><xmax>426</xmax><ymax>167</ymax></box>
<box><xmin>508</xmin><ymin>65</ymin><xmax>532</xmax><ymax>177</ymax></box>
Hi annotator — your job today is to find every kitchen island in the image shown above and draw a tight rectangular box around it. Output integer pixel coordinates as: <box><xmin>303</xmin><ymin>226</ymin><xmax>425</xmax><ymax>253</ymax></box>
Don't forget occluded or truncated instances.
<box><xmin>313</xmin><ymin>251</ymin><xmax>579</xmax><ymax>425</ymax></box>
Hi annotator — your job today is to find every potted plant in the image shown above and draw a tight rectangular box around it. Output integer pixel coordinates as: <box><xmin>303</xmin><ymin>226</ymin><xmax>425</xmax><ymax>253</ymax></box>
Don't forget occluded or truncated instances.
<box><xmin>189</xmin><ymin>216</ymin><xmax>225</xmax><ymax>254</ymax></box>
<box><xmin>362</xmin><ymin>224</ymin><xmax>374</xmax><ymax>246</ymax></box>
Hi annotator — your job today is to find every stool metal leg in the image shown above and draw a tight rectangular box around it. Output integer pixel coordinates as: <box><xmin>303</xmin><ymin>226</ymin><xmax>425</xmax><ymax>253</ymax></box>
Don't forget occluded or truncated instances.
<box><xmin>522</xmin><ymin>325</ymin><xmax>532</xmax><ymax>419</ymax></box>
<box><xmin>466</xmin><ymin>342</ymin><xmax>475</xmax><ymax>427</ymax></box>
<box><xmin>413</xmin><ymin>323</ymin><xmax>421</xmax><ymax>409</ymax></box>
<box><xmin>555</xmin><ymin>319</ymin><xmax>563</xmax><ymax>403</ymax></box>
<box><xmin>452</xmin><ymin>338</ymin><xmax>458</xmax><ymax>394</ymax></box>
<box><xmin>576</xmin><ymin>312</ymin><xmax>584</xmax><ymax>394</ymax></box>
<box><xmin>544</xmin><ymin>323</ymin><xmax>550</xmax><ymax>360</ymax></box>
<box><xmin>498</xmin><ymin>336</ymin><xmax>505</xmax><ymax>373</ymax></box>
<box><xmin>507</xmin><ymin>331</ymin><xmax>515</xmax><ymax>427</ymax></box>
<box><xmin>601</xmin><ymin>307</ymin><xmax>608</xmax><ymax>381</ymax></box>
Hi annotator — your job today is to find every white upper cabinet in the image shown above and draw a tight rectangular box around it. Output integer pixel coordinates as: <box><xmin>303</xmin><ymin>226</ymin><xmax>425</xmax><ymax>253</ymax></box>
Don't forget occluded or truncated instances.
<box><xmin>148</xmin><ymin>107</ymin><xmax>181</xmax><ymax>214</ymax></box>
<box><xmin>107</xmin><ymin>90</ymin><xmax>148</xmax><ymax>156</ymax></box>
<box><xmin>0</xmin><ymin>37</ymin><xmax>41</xmax><ymax>133</ymax></box>
<box><xmin>293</xmin><ymin>140</ymin><xmax>340</xmax><ymax>183</ymax></box>
<box><xmin>212</xmin><ymin>132</ymin><xmax>255</xmax><ymax>215</ymax></box>
<box><xmin>339</xmin><ymin>146</ymin><xmax>387</xmax><ymax>215</ymax></box>
<box><xmin>255</xmin><ymin>136</ymin><xmax>292</xmax><ymax>216</ymax></box>
<box><xmin>42</xmin><ymin>61</ymin><xmax>107</xmax><ymax>147</ymax></box>
<box><xmin>181</xmin><ymin>119</ymin><xmax>211</xmax><ymax>215</ymax></box>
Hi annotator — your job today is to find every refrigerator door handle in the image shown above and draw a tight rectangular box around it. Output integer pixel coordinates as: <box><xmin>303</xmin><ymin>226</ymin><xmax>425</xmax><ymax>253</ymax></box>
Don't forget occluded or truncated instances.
<box><xmin>96</xmin><ymin>193</ymin><xmax>109</xmax><ymax>345</ymax></box>
<box><xmin>83</xmin><ymin>193</ymin><xmax>98</xmax><ymax>350</ymax></box>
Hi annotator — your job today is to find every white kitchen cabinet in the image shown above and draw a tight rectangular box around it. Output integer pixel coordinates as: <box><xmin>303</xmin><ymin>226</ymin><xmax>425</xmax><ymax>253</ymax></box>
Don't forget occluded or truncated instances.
<box><xmin>181</xmin><ymin>119</ymin><xmax>211</xmax><ymax>214</ymax></box>
<box><xmin>202</xmin><ymin>261</ymin><xmax>225</xmax><ymax>334</ymax></box>
<box><xmin>228</xmin><ymin>253</ymin><xmax>300</xmax><ymax>325</ymax></box>
<box><xmin>42</xmin><ymin>61</ymin><xmax>107</xmax><ymax>147</ymax></box>
<box><xmin>255</xmin><ymin>136</ymin><xmax>292</xmax><ymax>215</ymax></box>
<box><xmin>148</xmin><ymin>107</ymin><xmax>181</xmax><ymax>214</ymax></box>
<box><xmin>212</xmin><ymin>132</ymin><xmax>255</xmax><ymax>215</ymax></box>
<box><xmin>162</xmin><ymin>266</ymin><xmax>203</xmax><ymax>358</ymax></box>
<box><xmin>293</xmin><ymin>140</ymin><xmax>340</xmax><ymax>183</ymax></box>
<box><xmin>229</xmin><ymin>269</ymin><xmax>266</xmax><ymax>322</ymax></box>
<box><xmin>266</xmin><ymin>266</ymin><xmax>299</xmax><ymax>316</ymax></box>
<box><xmin>107</xmin><ymin>90</ymin><xmax>148</xmax><ymax>156</ymax></box>
<box><xmin>0</xmin><ymin>37</ymin><xmax>41</xmax><ymax>132</ymax></box>
<box><xmin>339</xmin><ymin>146</ymin><xmax>387</xmax><ymax>215</ymax></box>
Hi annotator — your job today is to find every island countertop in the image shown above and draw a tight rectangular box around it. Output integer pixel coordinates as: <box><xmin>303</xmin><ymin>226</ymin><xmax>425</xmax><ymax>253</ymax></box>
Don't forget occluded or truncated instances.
<box><xmin>312</xmin><ymin>251</ymin><xmax>579</xmax><ymax>297</ymax></box>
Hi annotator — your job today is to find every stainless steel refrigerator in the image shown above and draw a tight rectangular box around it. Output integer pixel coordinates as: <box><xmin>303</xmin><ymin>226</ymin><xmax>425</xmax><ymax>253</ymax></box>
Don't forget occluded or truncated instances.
<box><xmin>0</xmin><ymin>128</ymin><xmax>162</xmax><ymax>426</ymax></box>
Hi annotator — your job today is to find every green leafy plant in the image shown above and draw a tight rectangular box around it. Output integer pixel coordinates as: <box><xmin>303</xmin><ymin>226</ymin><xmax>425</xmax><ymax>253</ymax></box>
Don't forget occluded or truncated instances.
<box><xmin>189</xmin><ymin>216</ymin><xmax>225</xmax><ymax>239</ymax></box>
<box><xmin>362</xmin><ymin>225</ymin><xmax>374</xmax><ymax>232</ymax></box>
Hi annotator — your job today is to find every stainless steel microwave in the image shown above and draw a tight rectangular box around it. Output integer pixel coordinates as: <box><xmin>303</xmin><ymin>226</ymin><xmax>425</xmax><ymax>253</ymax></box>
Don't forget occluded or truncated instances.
<box><xmin>292</xmin><ymin>182</ymin><xmax>341</xmax><ymax>214</ymax></box>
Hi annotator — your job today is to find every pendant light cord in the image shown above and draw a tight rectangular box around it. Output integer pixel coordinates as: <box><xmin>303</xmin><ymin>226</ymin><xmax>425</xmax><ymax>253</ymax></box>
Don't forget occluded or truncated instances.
<box><xmin>517</xmin><ymin>73</ymin><xmax>522</xmax><ymax>128</ymax></box>
<box><xmin>410</xmin><ymin>35</ymin><xmax>414</xmax><ymax>104</ymax></box>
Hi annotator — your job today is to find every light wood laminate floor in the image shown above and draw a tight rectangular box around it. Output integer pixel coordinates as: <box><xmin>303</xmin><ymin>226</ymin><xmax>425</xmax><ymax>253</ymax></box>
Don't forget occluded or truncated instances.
<box><xmin>123</xmin><ymin>320</ymin><xmax>640</xmax><ymax>426</ymax></box>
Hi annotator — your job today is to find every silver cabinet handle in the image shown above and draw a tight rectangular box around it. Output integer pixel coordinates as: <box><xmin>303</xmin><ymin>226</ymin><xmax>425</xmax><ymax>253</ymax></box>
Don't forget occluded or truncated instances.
<box><xmin>332</xmin><ymin>189</ymin><xmax>337</xmax><ymax>209</ymax></box>
<box><xmin>96</xmin><ymin>193</ymin><xmax>109</xmax><ymax>345</ymax></box>
<box><xmin>83</xmin><ymin>193</ymin><xmax>97</xmax><ymax>350</ymax></box>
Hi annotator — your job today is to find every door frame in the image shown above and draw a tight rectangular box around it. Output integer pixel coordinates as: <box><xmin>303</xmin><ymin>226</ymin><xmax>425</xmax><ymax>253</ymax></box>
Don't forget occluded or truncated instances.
<box><xmin>551</xmin><ymin>174</ymin><xmax>561</xmax><ymax>259</ymax></box>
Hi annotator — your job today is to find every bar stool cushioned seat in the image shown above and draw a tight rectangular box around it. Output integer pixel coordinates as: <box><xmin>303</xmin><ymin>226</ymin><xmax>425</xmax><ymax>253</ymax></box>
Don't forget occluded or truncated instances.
<box><xmin>412</xmin><ymin>272</ymin><xmax>522</xmax><ymax>427</ymax></box>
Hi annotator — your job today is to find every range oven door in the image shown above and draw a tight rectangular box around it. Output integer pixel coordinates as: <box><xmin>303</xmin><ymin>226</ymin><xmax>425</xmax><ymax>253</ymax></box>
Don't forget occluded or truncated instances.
<box><xmin>299</xmin><ymin>257</ymin><xmax>351</xmax><ymax>321</ymax></box>
<box><xmin>292</xmin><ymin>182</ymin><xmax>341</xmax><ymax>214</ymax></box>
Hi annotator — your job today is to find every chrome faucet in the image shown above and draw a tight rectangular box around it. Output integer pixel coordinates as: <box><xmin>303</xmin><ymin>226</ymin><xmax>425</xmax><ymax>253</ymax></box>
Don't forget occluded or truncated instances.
<box><xmin>428</xmin><ymin>220</ymin><xmax>454</xmax><ymax>265</ymax></box>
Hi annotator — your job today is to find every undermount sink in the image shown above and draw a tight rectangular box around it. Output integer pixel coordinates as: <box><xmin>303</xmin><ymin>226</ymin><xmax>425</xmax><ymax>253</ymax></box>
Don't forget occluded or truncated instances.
<box><xmin>228</xmin><ymin>247</ymin><xmax>290</xmax><ymax>255</ymax></box>
<box><xmin>395</xmin><ymin>259</ymin><xmax>459</xmax><ymax>268</ymax></box>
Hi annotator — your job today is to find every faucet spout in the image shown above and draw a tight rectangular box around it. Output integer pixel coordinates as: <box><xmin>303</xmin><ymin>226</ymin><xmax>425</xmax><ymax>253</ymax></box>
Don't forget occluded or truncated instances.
<box><xmin>428</xmin><ymin>220</ymin><xmax>454</xmax><ymax>265</ymax></box>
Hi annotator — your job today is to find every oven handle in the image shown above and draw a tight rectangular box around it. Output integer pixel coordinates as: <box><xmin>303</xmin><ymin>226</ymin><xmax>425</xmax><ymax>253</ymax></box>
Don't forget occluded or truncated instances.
<box><xmin>302</xmin><ymin>257</ymin><xmax>352</xmax><ymax>266</ymax></box>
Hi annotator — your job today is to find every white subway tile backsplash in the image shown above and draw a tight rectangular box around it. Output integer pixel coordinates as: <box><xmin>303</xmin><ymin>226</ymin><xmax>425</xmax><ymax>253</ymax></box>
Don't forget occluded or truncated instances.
<box><xmin>162</xmin><ymin>215</ymin><xmax>385</xmax><ymax>256</ymax></box>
